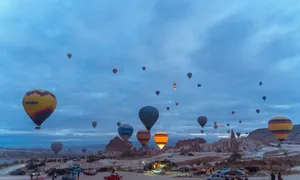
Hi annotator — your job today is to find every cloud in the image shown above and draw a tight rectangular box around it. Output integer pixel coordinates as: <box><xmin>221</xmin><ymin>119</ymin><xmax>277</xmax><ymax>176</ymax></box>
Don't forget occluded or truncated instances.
<box><xmin>0</xmin><ymin>0</ymin><xmax>299</xmax><ymax>147</ymax></box>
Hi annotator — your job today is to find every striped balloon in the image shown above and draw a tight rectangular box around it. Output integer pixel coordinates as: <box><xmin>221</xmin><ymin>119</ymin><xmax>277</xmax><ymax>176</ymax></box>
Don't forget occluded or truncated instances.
<box><xmin>118</xmin><ymin>124</ymin><xmax>134</xmax><ymax>141</ymax></box>
<box><xmin>136</xmin><ymin>130</ymin><xmax>151</xmax><ymax>147</ymax></box>
<box><xmin>268</xmin><ymin>116</ymin><xmax>293</xmax><ymax>142</ymax></box>
<box><xmin>154</xmin><ymin>132</ymin><xmax>168</xmax><ymax>149</ymax></box>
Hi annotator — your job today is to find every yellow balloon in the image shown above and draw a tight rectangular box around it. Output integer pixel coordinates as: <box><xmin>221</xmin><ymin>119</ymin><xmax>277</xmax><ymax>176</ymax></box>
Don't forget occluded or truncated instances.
<box><xmin>268</xmin><ymin>116</ymin><xmax>293</xmax><ymax>142</ymax></box>
<box><xmin>22</xmin><ymin>90</ymin><xmax>57</xmax><ymax>129</ymax></box>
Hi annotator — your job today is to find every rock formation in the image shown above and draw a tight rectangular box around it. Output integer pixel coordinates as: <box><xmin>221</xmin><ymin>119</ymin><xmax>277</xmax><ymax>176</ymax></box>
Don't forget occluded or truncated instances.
<box><xmin>248</xmin><ymin>124</ymin><xmax>300</xmax><ymax>144</ymax></box>
<box><xmin>104</xmin><ymin>136</ymin><xmax>133</xmax><ymax>154</ymax></box>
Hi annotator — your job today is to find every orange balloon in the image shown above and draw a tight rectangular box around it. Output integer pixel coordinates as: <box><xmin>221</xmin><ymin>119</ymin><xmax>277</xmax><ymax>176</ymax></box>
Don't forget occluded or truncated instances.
<box><xmin>136</xmin><ymin>130</ymin><xmax>151</xmax><ymax>147</ymax></box>
<box><xmin>154</xmin><ymin>132</ymin><xmax>168</xmax><ymax>149</ymax></box>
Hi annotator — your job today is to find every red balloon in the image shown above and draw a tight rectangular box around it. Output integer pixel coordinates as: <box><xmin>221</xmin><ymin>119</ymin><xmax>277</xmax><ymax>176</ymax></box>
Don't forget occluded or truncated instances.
<box><xmin>113</xmin><ymin>68</ymin><xmax>118</xmax><ymax>74</ymax></box>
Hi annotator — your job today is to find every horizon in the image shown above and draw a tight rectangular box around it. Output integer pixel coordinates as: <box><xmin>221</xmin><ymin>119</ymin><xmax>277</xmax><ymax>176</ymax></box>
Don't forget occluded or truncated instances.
<box><xmin>0</xmin><ymin>0</ymin><xmax>299</xmax><ymax>148</ymax></box>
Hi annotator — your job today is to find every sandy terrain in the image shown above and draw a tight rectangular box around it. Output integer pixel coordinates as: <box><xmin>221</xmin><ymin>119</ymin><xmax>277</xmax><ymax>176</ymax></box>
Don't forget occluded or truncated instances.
<box><xmin>0</xmin><ymin>171</ymin><xmax>298</xmax><ymax>180</ymax></box>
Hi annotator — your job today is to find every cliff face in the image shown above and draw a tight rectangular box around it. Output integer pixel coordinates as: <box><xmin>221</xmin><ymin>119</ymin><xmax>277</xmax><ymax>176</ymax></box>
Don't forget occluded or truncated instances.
<box><xmin>104</xmin><ymin>136</ymin><xmax>133</xmax><ymax>153</ymax></box>
<box><xmin>248</xmin><ymin>124</ymin><xmax>300</xmax><ymax>144</ymax></box>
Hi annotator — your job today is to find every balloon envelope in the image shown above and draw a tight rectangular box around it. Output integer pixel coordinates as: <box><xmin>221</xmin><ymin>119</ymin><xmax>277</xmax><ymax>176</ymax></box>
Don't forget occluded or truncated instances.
<box><xmin>67</xmin><ymin>53</ymin><xmax>72</xmax><ymax>59</ymax></box>
<box><xmin>214</xmin><ymin>125</ymin><xmax>218</xmax><ymax>129</ymax></box>
<box><xmin>117</xmin><ymin>122</ymin><xmax>121</xmax><ymax>127</ymax></box>
<box><xmin>197</xmin><ymin>116</ymin><xmax>207</xmax><ymax>128</ymax></box>
<box><xmin>23</xmin><ymin>90</ymin><xmax>57</xmax><ymax>129</ymax></box>
<box><xmin>236</xmin><ymin>132</ymin><xmax>241</xmax><ymax>137</ymax></box>
<box><xmin>268</xmin><ymin>116</ymin><xmax>293</xmax><ymax>142</ymax></box>
<box><xmin>187</xmin><ymin>72</ymin><xmax>192</xmax><ymax>79</ymax></box>
<box><xmin>92</xmin><ymin>121</ymin><xmax>97</xmax><ymax>128</ymax></box>
<box><xmin>118</xmin><ymin>124</ymin><xmax>134</xmax><ymax>141</ymax></box>
<box><xmin>154</xmin><ymin>132</ymin><xmax>168</xmax><ymax>149</ymax></box>
<box><xmin>173</xmin><ymin>83</ymin><xmax>177</xmax><ymax>90</ymax></box>
<box><xmin>51</xmin><ymin>142</ymin><xmax>63</xmax><ymax>154</ymax></box>
<box><xmin>139</xmin><ymin>106</ymin><xmax>159</xmax><ymax>131</ymax></box>
<box><xmin>136</xmin><ymin>130</ymin><xmax>151</xmax><ymax>147</ymax></box>
<box><xmin>82</xmin><ymin>148</ymin><xmax>87</xmax><ymax>153</ymax></box>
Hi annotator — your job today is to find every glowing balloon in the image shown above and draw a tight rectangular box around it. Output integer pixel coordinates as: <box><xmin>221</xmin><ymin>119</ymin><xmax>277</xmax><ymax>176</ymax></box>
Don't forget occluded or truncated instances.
<box><xmin>51</xmin><ymin>142</ymin><xmax>63</xmax><ymax>155</ymax></box>
<box><xmin>23</xmin><ymin>90</ymin><xmax>57</xmax><ymax>129</ymax></box>
<box><xmin>67</xmin><ymin>53</ymin><xmax>72</xmax><ymax>59</ymax></box>
<box><xmin>197</xmin><ymin>116</ymin><xmax>207</xmax><ymax>128</ymax></box>
<box><xmin>154</xmin><ymin>132</ymin><xmax>168</xmax><ymax>149</ymax></box>
<box><xmin>118</xmin><ymin>124</ymin><xmax>134</xmax><ymax>141</ymax></box>
<box><xmin>92</xmin><ymin>121</ymin><xmax>97</xmax><ymax>128</ymax></box>
<box><xmin>136</xmin><ymin>130</ymin><xmax>151</xmax><ymax>147</ymax></box>
<box><xmin>268</xmin><ymin>116</ymin><xmax>293</xmax><ymax>142</ymax></box>
<box><xmin>139</xmin><ymin>106</ymin><xmax>159</xmax><ymax>131</ymax></box>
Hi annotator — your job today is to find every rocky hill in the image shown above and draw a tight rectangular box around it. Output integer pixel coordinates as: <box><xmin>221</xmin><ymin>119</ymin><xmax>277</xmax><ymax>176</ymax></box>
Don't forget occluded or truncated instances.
<box><xmin>248</xmin><ymin>124</ymin><xmax>300</xmax><ymax>144</ymax></box>
<box><xmin>104</xmin><ymin>136</ymin><xmax>133</xmax><ymax>154</ymax></box>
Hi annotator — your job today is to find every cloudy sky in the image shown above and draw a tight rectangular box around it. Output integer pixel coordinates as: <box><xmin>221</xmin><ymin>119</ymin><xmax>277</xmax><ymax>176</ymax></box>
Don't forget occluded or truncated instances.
<box><xmin>0</xmin><ymin>0</ymin><xmax>300</xmax><ymax>149</ymax></box>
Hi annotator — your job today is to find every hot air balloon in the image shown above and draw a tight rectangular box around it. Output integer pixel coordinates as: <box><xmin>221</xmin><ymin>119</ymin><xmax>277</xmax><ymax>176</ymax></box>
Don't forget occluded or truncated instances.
<box><xmin>67</xmin><ymin>53</ymin><xmax>72</xmax><ymax>59</ymax></box>
<box><xmin>214</xmin><ymin>125</ymin><xmax>218</xmax><ymax>129</ymax></box>
<box><xmin>201</xmin><ymin>130</ymin><xmax>204</xmax><ymax>134</ymax></box>
<box><xmin>23</xmin><ymin>90</ymin><xmax>57</xmax><ymax>129</ymax></box>
<box><xmin>166</xmin><ymin>107</ymin><xmax>170</xmax><ymax>111</ymax></box>
<box><xmin>239</xmin><ymin>120</ymin><xmax>242</xmax><ymax>124</ymax></box>
<box><xmin>139</xmin><ymin>106</ymin><xmax>159</xmax><ymax>131</ymax></box>
<box><xmin>221</xmin><ymin>124</ymin><xmax>224</xmax><ymax>128</ymax></box>
<box><xmin>142</xmin><ymin>66</ymin><xmax>146</xmax><ymax>71</ymax></box>
<box><xmin>113</xmin><ymin>68</ymin><xmax>118</xmax><ymax>74</ymax></box>
<box><xmin>155</xmin><ymin>91</ymin><xmax>160</xmax><ymax>95</ymax></box>
<box><xmin>197</xmin><ymin>84</ymin><xmax>201</xmax><ymax>88</ymax></box>
<box><xmin>187</xmin><ymin>72</ymin><xmax>192</xmax><ymax>79</ymax></box>
<box><xmin>256</xmin><ymin>109</ymin><xmax>260</xmax><ymax>114</ymax></box>
<box><xmin>259</xmin><ymin>82</ymin><xmax>263</xmax><ymax>86</ymax></box>
<box><xmin>268</xmin><ymin>116</ymin><xmax>293</xmax><ymax>142</ymax></box>
<box><xmin>262</xmin><ymin>96</ymin><xmax>266</xmax><ymax>101</ymax></box>
<box><xmin>82</xmin><ymin>148</ymin><xmax>87</xmax><ymax>153</ymax></box>
<box><xmin>227</xmin><ymin>123</ymin><xmax>230</xmax><ymax>127</ymax></box>
<box><xmin>175</xmin><ymin>102</ymin><xmax>179</xmax><ymax>106</ymax></box>
<box><xmin>118</xmin><ymin>124</ymin><xmax>134</xmax><ymax>141</ymax></box>
<box><xmin>154</xmin><ymin>132</ymin><xmax>168</xmax><ymax>149</ymax></box>
<box><xmin>236</xmin><ymin>132</ymin><xmax>241</xmax><ymax>137</ymax></box>
<box><xmin>173</xmin><ymin>83</ymin><xmax>177</xmax><ymax>90</ymax></box>
<box><xmin>214</xmin><ymin>122</ymin><xmax>217</xmax><ymax>125</ymax></box>
<box><xmin>246</xmin><ymin>132</ymin><xmax>249</xmax><ymax>135</ymax></box>
<box><xmin>136</xmin><ymin>130</ymin><xmax>151</xmax><ymax>147</ymax></box>
<box><xmin>92</xmin><ymin>121</ymin><xmax>97</xmax><ymax>128</ymax></box>
<box><xmin>232</xmin><ymin>111</ymin><xmax>235</xmax><ymax>115</ymax></box>
<box><xmin>51</xmin><ymin>142</ymin><xmax>63</xmax><ymax>155</ymax></box>
<box><xmin>117</xmin><ymin>122</ymin><xmax>121</xmax><ymax>127</ymax></box>
<box><xmin>197</xmin><ymin>116</ymin><xmax>207</xmax><ymax>128</ymax></box>
<box><xmin>227</xmin><ymin>130</ymin><xmax>230</xmax><ymax>134</ymax></box>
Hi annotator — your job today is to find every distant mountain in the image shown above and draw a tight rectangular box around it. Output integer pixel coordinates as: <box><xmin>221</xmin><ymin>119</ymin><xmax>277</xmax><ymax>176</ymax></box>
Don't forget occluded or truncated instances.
<box><xmin>248</xmin><ymin>124</ymin><xmax>300</xmax><ymax>144</ymax></box>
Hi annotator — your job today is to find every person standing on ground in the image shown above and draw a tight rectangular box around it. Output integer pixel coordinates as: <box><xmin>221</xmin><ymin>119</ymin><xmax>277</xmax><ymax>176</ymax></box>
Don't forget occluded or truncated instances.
<box><xmin>77</xmin><ymin>171</ymin><xmax>80</xmax><ymax>179</ymax></box>
<box><xmin>271</xmin><ymin>172</ymin><xmax>275</xmax><ymax>180</ymax></box>
<box><xmin>278</xmin><ymin>172</ymin><xmax>283</xmax><ymax>180</ymax></box>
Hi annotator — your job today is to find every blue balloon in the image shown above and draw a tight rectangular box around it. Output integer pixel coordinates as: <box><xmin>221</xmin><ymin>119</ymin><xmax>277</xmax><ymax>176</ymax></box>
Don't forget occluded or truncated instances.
<box><xmin>139</xmin><ymin>106</ymin><xmax>159</xmax><ymax>130</ymax></box>
<box><xmin>118</xmin><ymin>124</ymin><xmax>133</xmax><ymax>141</ymax></box>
